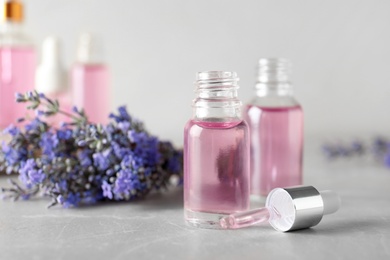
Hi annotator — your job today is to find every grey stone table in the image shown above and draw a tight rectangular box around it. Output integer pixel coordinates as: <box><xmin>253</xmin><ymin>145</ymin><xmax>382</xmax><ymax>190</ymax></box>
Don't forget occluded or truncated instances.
<box><xmin>0</xmin><ymin>142</ymin><xmax>389</xmax><ymax>260</ymax></box>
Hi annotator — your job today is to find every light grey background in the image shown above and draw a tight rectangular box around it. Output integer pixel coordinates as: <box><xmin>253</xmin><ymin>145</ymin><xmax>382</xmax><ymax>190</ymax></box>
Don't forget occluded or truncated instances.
<box><xmin>23</xmin><ymin>0</ymin><xmax>390</xmax><ymax>144</ymax></box>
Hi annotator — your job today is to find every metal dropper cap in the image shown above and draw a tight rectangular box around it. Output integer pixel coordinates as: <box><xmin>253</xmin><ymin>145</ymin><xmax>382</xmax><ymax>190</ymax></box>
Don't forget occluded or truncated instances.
<box><xmin>266</xmin><ymin>186</ymin><xmax>341</xmax><ymax>232</ymax></box>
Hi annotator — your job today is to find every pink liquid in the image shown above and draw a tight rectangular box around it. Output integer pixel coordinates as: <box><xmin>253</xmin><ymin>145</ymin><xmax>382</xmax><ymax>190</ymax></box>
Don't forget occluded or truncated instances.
<box><xmin>0</xmin><ymin>47</ymin><xmax>35</xmax><ymax>128</ymax></box>
<box><xmin>245</xmin><ymin>105</ymin><xmax>303</xmax><ymax>196</ymax></box>
<box><xmin>71</xmin><ymin>64</ymin><xmax>110</xmax><ymax>124</ymax></box>
<box><xmin>184</xmin><ymin>120</ymin><xmax>250</xmax><ymax>224</ymax></box>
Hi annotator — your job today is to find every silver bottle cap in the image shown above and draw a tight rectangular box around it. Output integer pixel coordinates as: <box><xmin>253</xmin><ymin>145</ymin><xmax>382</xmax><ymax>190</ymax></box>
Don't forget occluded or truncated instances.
<box><xmin>266</xmin><ymin>186</ymin><xmax>340</xmax><ymax>232</ymax></box>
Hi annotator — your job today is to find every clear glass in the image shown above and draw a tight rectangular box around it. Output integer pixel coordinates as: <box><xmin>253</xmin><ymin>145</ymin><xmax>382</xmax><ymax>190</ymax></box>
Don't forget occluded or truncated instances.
<box><xmin>71</xmin><ymin>63</ymin><xmax>110</xmax><ymax>124</ymax></box>
<box><xmin>0</xmin><ymin>22</ymin><xmax>35</xmax><ymax>128</ymax></box>
<box><xmin>184</xmin><ymin>71</ymin><xmax>250</xmax><ymax>229</ymax></box>
<box><xmin>244</xmin><ymin>58</ymin><xmax>303</xmax><ymax>197</ymax></box>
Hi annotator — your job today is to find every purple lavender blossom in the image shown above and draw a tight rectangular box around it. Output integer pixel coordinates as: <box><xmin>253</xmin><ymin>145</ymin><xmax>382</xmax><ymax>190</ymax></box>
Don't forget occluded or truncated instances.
<box><xmin>111</xmin><ymin>141</ymin><xmax>132</xmax><ymax>158</ymax></box>
<box><xmin>113</xmin><ymin>169</ymin><xmax>142</xmax><ymax>199</ymax></box>
<box><xmin>28</xmin><ymin>169</ymin><xmax>45</xmax><ymax>185</ymax></box>
<box><xmin>62</xmin><ymin>193</ymin><xmax>81</xmax><ymax>208</ymax></box>
<box><xmin>78</xmin><ymin>149</ymin><xmax>93</xmax><ymax>167</ymax></box>
<box><xmin>117</xmin><ymin>121</ymin><xmax>131</xmax><ymax>132</ymax></box>
<box><xmin>93</xmin><ymin>149</ymin><xmax>111</xmax><ymax>171</ymax></box>
<box><xmin>322</xmin><ymin>140</ymin><xmax>366</xmax><ymax>159</ymax></box>
<box><xmin>0</xmin><ymin>93</ymin><xmax>183</xmax><ymax>208</ymax></box>
<box><xmin>40</xmin><ymin>132</ymin><xmax>59</xmax><ymax>160</ymax></box>
<box><xmin>56</xmin><ymin>193</ymin><xmax>81</xmax><ymax>208</ymax></box>
<box><xmin>322</xmin><ymin>138</ymin><xmax>390</xmax><ymax>169</ymax></box>
<box><xmin>384</xmin><ymin>153</ymin><xmax>390</xmax><ymax>168</ymax></box>
<box><xmin>56</xmin><ymin>195</ymin><xmax>65</xmax><ymax>204</ymax></box>
<box><xmin>15</xmin><ymin>93</ymin><xmax>25</xmax><ymax>102</ymax></box>
<box><xmin>101</xmin><ymin>180</ymin><xmax>113</xmax><ymax>199</ymax></box>
<box><xmin>167</xmin><ymin>152</ymin><xmax>183</xmax><ymax>173</ymax></box>
<box><xmin>35</xmin><ymin>110</ymin><xmax>45</xmax><ymax>117</ymax></box>
<box><xmin>3</xmin><ymin>125</ymin><xmax>19</xmax><ymax>136</ymax></box>
<box><xmin>57</xmin><ymin>129</ymin><xmax>73</xmax><ymax>140</ymax></box>
<box><xmin>25</xmin><ymin>118</ymin><xmax>44</xmax><ymax>131</ymax></box>
<box><xmin>18</xmin><ymin>159</ymin><xmax>41</xmax><ymax>188</ymax></box>
<box><xmin>118</xmin><ymin>106</ymin><xmax>131</xmax><ymax>121</ymax></box>
<box><xmin>2</xmin><ymin>143</ymin><xmax>19</xmax><ymax>166</ymax></box>
<box><xmin>128</xmin><ymin>130</ymin><xmax>144</xmax><ymax>143</ymax></box>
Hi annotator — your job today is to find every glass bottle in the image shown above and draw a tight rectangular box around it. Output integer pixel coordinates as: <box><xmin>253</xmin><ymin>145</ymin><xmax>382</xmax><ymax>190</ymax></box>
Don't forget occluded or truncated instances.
<box><xmin>71</xmin><ymin>33</ymin><xmax>110</xmax><ymax>124</ymax></box>
<box><xmin>0</xmin><ymin>0</ymin><xmax>36</xmax><ymax>128</ymax></box>
<box><xmin>244</xmin><ymin>58</ymin><xmax>303</xmax><ymax>197</ymax></box>
<box><xmin>184</xmin><ymin>71</ymin><xmax>250</xmax><ymax>229</ymax></box>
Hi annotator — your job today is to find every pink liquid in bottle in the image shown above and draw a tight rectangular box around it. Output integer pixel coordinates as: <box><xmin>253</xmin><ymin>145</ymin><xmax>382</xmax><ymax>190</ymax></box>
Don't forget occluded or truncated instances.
<box><xmin>245</xmin><ymin>105</ymin><xmax>303</xmax><ymax>197</ymax></box>
<box><xmin>184</xmin><ymin>120</ymin><xmax>250</xmax><ymax>227</ymax></box>
<box><xmin>71</xmin><ymin>64</ymin><xmax>110</xmax><ymax>124</ymax></box>
<box><xmin>0</xmin><ymin>47</ymin><xmax>35</xmax><ymax>128</ymax></box>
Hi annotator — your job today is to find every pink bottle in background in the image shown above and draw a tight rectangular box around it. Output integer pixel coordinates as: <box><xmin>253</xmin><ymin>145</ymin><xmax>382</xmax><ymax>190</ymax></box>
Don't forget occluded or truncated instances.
<box><xmin>184</xmin><ymin>71</ymin><xmax>250</xmax><ymax>229</ymax></box>
<box><xmin>0</xmin><ymin>0</ymin><xmax>35</xmax><ymax>128</ymax></box>
<box><xmin>244</xmin><ymin>58</ymin><xmax>303</xmax><ymax>197</ymax></box>
<box><xmin>35</xmin><ymin>36</ymin><xmax>71</xmax><ymax>126</ymax></box>
<box><xmin>71</xmin><ymin>33</ymin><xmax>110</xmax><ymax>124</ymax></box>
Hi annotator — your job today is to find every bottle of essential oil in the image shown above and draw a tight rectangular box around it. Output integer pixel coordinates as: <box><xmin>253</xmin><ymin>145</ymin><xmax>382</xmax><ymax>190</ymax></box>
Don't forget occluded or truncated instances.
<box><xmin>244</xmin><ymin>58</ymin><xmax>303</xmax><ymax>197</ymax></box>
<box><xmin>184</xmin><ymin>71</ymin><xmax>250</xmax><ymax>229</ymax></box>
<box><xmin>71</xmin><ymin>33</ymin><xmax>110</xmax><ymax>124</ymax></box>
<box><xmin>0</xmin><ymin>0</ymin><xmax>36</xmax><ymax>128</ymax></box>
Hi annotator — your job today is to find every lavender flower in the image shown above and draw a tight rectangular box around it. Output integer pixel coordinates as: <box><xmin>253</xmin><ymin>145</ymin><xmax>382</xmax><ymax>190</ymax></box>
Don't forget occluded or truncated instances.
<box><xmin>93</xmin><ymin>150</ymin><xmax>111</xmax><ymax>171</ymax></box>
<box><xmin>101</xmin><ymin>180</ymin><xmax>113</xmax><ymax>199</ymax></box>
<box><xmin>1</xmin><ymin>143</ymin><xmax>19</xmax><ymax>166</ymax></box>
<box><xmin>40</xmin><ymin>132</ymin><xmax>59</xmax><ymax>160</ymax></box>
<box><xmin>0</xmin><ymin>91</ymin><xmax>183</xmax><ymax>208</ymax></box>
<box><xmin>18</xmin><ymin>159</ymin><xmax>45</xmax><ymax>188</ymax></box>
<box><xmin>3</xmin><ymin>125</ymin><xmax>19</xmax><ymax>136</ymax></box>
<box><xmin>321</xmin><ymin>137</ymin><xmax>390</xmax><ymax>169</ymax></box>
<box><xmin>321</xmin><ymin>140</ymin><xmax>366</xmax><ymax>159</ymax></box>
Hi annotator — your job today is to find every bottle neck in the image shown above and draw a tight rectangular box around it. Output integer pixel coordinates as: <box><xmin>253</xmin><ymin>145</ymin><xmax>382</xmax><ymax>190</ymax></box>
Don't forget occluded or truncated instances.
<box><xmin>255</xmin><ymin>58</ymin><xmax>294</xmax><ymax>97</ymax></box>
<box><xmin>0</xmin><ymin>21</ymin><xmax>22</xmax><ymax>33</ymax></box>
<box><xmin>0</xmin><ymin>21</ymin><xmax>32</xmax><ymax>47</ymax></box>
<box><xmin>255</xmin><ymin>82</ymin><xmax>294</xmax><ymax>97</ymax></box>
<box><xmin>192</xmin><ymin>71</ymin><xmax>242</xmax><ymax>122</ymax></box>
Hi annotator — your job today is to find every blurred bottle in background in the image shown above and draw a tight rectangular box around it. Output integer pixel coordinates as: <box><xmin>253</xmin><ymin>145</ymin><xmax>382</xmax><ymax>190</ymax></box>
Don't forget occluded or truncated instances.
<box><xmin>71</xmin><ymin>33</ymin><xmax>110</xmax><ymax>124</ymax></box>
<box><xmin>0</xmin><ymin>0</ymin><xmax>35</xmax><ymax>128</ymax></box>
<box><xmin>244</xmin><ymin>58</ymin><xmax>303</xmax><ymax>198</ymax></box>
<box><xmin>35</xmin><ymin>36</ymin><xmax>71</xmax><ymax>126</ymax></box>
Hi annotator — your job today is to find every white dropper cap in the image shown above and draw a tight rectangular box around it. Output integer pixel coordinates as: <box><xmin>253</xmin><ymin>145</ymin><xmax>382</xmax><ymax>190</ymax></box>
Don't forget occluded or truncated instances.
<box><xmin>35</xmin><ymin>36</ymin><xmax>67</xmax><ymax>94</ymax></box>
<box><xmin>76</xmin><ymin>33</ymin><xmax>103</xmax><ymax>64</ymax></box>
<box><xmin>266</xmin><ymin>186</ymin><xmax>341</xmax><ymax>232</ymax></box>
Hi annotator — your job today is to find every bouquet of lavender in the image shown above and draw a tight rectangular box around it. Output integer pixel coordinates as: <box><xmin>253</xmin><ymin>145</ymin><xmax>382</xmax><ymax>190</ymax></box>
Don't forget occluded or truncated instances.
<box><xmin>0</xmin><ymin>91</ymin><xmax>183</xmax><ymax>208</ymax></box>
